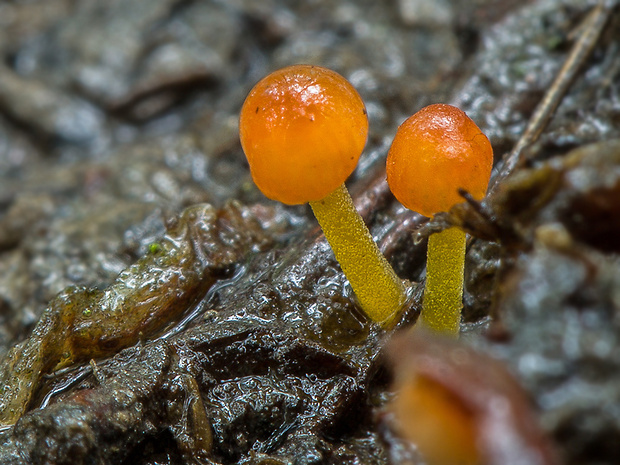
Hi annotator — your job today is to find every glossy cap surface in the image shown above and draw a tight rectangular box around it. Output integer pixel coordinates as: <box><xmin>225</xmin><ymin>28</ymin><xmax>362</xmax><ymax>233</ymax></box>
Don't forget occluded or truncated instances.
<box><xmin>386</xmin><ymin>104</ymin><xmax>493</xmax><ymax>217</ymax></box>
<box><xmin>240</xmin><ymin>65</ymin><xmax>368</xmax><ymax>205</ymax></box>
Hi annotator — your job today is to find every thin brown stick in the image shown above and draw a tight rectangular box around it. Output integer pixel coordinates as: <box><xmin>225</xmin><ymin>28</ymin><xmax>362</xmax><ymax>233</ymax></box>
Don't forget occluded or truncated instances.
<box><xmin>489</xmin><ymin>0</ymin><xmax>614</xmax><ymax>193</ymax></box>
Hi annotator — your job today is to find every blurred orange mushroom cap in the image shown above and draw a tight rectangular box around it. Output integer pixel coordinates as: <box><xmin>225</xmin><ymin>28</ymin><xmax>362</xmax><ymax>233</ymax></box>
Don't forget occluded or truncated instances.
<box><xmin>239</xmin><ymin>65</ymin><xmax>368</xmax><ymax>205</ymax></box>
<box><xmin>386</xmin><ymin>104</ymin><xmax>493</xmax><ymax>217</ymax></box>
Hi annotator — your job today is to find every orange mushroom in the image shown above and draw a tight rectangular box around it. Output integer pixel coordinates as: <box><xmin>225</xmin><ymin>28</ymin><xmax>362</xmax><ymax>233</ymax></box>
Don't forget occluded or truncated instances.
<box><xmin>386</xmin><ymin>331</ymin><xmax>561</xmax><ymax>465</ymax></box>
<box><xmin>386</xmin><ymin>104</ymin><xmax>493</xmax><ymax>335</ymax></box>
<box><xmin>240</xmin><ymin>65</ymin><xmax>406</xmax><ymax>325</ymax></box>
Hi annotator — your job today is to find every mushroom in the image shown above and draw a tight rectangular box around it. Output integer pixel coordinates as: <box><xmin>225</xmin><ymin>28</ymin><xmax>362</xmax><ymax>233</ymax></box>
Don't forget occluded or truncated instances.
<box><xmin>386</xmin><ymin>104</ymin><xmax>493</xmax><ymax>335</ymax></box>
<box><xmin>240</xmin><ymin>64</ymin><xmax>406</xmax><ymax>325</ymax></box>
<box><xmin>384</xmin><ymin>331</ymin><xmax>561</xmax><ymax>465</ymax></box>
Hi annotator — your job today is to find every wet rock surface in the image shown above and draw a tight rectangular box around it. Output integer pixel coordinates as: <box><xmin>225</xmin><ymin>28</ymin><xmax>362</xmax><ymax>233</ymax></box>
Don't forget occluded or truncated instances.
<box><xmin>0</xmin><ymin>0</ymin><xmax>619</xmax><ymax>464</ymax></box>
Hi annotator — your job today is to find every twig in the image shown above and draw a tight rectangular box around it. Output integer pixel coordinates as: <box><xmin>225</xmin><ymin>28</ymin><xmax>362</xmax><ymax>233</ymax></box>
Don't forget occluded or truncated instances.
<box><xmin>489</xmin><ymin>0</ymin><xmax>615</xmax><ymax>194</ymax></box>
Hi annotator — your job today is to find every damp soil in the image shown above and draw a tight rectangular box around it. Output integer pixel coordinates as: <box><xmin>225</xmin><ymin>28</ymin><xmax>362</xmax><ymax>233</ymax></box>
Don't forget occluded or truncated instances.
<box><xmin>0</xmin><ymin>1</ymin><xmax>619</xmax><ymax>464</ymax></box>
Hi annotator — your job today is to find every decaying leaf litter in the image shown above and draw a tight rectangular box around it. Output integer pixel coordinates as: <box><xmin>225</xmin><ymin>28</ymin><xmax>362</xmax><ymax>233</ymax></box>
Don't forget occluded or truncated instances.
<box><xmin>0</xmin><ymin>0</ymin><xmax>619</xmax><ymax>463</ymax></box>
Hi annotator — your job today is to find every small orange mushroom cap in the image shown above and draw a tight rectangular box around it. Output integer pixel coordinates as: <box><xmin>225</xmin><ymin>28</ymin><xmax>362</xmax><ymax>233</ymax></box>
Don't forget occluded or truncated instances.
<box><xmin>386</xmin><ymin>104</ymin><xmax>493</xmax><ymax>217</ymax></box>
<box><xmin>239</xmin><ymin>65</ymin><xmax>368</xmax><ymax>205</ymax></box>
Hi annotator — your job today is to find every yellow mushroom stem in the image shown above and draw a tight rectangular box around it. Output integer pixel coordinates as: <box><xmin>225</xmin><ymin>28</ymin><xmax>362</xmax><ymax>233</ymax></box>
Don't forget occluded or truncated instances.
<box><xmin>309</xmin><ymin>184</ymin><xmax>407</xmax><ymax>326</ymax></box>
<box><xmin>421</xmin><ymin>226</ymin><xmax>466</xmax><ymax>336</ymax></box>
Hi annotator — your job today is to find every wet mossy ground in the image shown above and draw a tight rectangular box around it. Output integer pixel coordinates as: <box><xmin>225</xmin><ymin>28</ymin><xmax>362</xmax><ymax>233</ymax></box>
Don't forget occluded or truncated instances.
<box><xmin>0</xmin><ymin>0</ymin><xmax>619</xmax><ymax>464</ymax></box>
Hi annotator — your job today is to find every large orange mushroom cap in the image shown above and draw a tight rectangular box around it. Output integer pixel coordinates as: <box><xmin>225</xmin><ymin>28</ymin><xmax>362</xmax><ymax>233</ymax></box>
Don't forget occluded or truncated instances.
<box><xmin>239</xmin><ymin>65</ymin><xmax>368</xmax><ymax>205</ymax></box>
<box><xmin>386</xmin><ymin>104</ymin><xmax>493</xmax><ymax>217</ymax></box>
